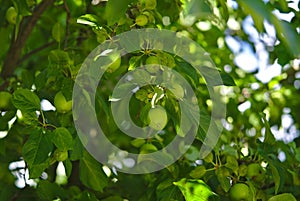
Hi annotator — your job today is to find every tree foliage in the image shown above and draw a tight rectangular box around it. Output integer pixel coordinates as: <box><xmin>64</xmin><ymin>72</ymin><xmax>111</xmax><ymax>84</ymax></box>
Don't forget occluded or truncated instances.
<box><xmin>0</xmin><ymin>0</ymin><xmax>300</xmax><ymax>200</ymax></box>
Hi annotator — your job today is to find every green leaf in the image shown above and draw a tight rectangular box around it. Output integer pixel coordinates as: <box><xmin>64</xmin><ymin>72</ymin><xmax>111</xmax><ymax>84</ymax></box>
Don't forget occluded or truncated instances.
<box><xmin>220</xmin><ymin>73</ymin><xmax>236</xmax><ymax>86</ymax></box>
<box><xmin>22</xmin><ymin>130</ymin><xmax>53</xmax><ymax>166</ymax></box>
<box><xmin>131</xmin><ymin>138</ymin><xmax>146</xmax><ymax>148</ymax></box>
<box><xmin>105</xmin><ymin>0</ymin><xmax>135</xmax><ymax>26</ymax></box>
<box><xmin>28</xmin><ymin>162</ymin><xmax>49</xmax><ymax>179</ymax></box>
<box><xmin>238</xmin><ymin>0</ymin><xmax>269</xmax><ymax>32</ymax></box>
<box><xmin>12</xmin><ymin>89</ymin><xmax>40</xmax><ymax>111</ymax></box>
<box><xmin>70</xmin><ymin>136</ymin><xmax>84</xmax><ymax>161</ymax></box>
<box><xmin>36</xmin><ymin>180</ymin><xmax>67</xmax><ymax>201</ymax></box>
<box><xmin>63</xmin><ymin>159</ymin><xmax>72</xmax><ymax>178</ymax></box>
<box><xmin>215</xmin><ymin>167</ymin><xmax>231</xmax><ymax>192</ymax></box>
<box><xmin>48</xmin><ymin>49</ymin><xmax>70</xmax><ymax>68</ymax></box>
<box><xmin>102</xmin><ymin>196</ymin><xmax>123</xmax><ymax>201</ymax></box>
<box><xmin>157</xmin><ymin>179</ymin><xmax>183</xmax><ymax>201</ymax></box>
<box><xmin>79</xmin><ymin>151</ymin><xmax>108</xmax><ymax>192</ymax></box>
<box><xmin>225</xmin><ymin>155</ymin><xmax>239</xmax><ymax>174</ymax></box>
<box><xmin>12</xmin><ymin>0</ymin><xmax>32</xmax><ymax>16</ymax></box>
<box><xmin>173</xmin><ymin>178</ymin><xmax>220</xmax><ymax>201</ymax></box>
<box><xmin>52</xmin><ymin>127</ymin><xmax>73</xmax><ymax>151</ymax></box>
<box><xmin>21</xmin><ymin>111</ymin><xmax>39</xmax><ymax>126</ymax></box>
<box><xmin>77</xmin><ymin>14</ymin><xmax>99</xmax><ymax>27</ymax></box>
<box><xmin>52</xmin><ymin>22</ymin><xmax>65</xmax><ymax>43</ymax></box>
<box><xmin>77</xmin><ymin>191</ymin><xmax>99</xmax><ymax>201</ymax></box>
<box><xmin>245</xmin><ymin>181</ymin><xmax>256</xmax><ymax>201</ymax></box>
<box><xmin>269</xmin><ymin>164</ymin><xmax>281</xmax><ymax>194</ymax></box>
<box><xmin>261</xmin><ymin>113</ymin><xmax>275</xmax><ymax>145</ymax></box>
<box><xmin>271</xmin><ymin>18</ymin><xmax>300</xmax><ymax>57</ymax></box>
<box><xmin>175</xmin><ymin>61</ymin><xmax>199</xmax><ymax>88</ymax></box>
<box><xmin>61</xmin><ymin>78</ymin><xmax>74</xmax><ymax>101</ymax></box>
<box><xmin>217</xmin><ymin>0</ymin><xmax>229</xmax><ymax>22</ymax></box>
<box><xmin>200</xmin><ymin>66</ymin><xmax>227</xmax><ymax>86</ymax></box>
<box><xmin>0</xmin><ymin>181</ymin><xmax>17</xmax><ymax>201</ymax></box>
<box><xmin>190</xmin><ymin>166</ymin><xmax>207</xmax><ymax>179</ymax></box>
<box><xmin>237</xmin><ymin>0</ymin><xmax>300</xmax><ymax>56</ymax></box>
<box><xmin>182</xmin><ymin>0</ymin><xmax>212</xmax><ymax>20</ymax></box>
<box><xmin>21</xmin><ymin>69</ymin><xmax>34</xmax><ymax>89</ymax></box>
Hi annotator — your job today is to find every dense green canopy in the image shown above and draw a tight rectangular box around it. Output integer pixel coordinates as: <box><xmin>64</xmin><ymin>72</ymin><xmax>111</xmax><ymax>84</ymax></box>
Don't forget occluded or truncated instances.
<box><xmin>0</xmin><ymin>0</ymin><xmax>299</xmax><ymax>200</ymax></box>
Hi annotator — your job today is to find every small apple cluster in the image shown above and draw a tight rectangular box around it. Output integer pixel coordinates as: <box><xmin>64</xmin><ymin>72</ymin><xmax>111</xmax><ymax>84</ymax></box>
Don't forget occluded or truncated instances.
<box><xmin>133</xmin><ymin>0</ymin><xmax>157</xmax><ymax>27</ymax></box>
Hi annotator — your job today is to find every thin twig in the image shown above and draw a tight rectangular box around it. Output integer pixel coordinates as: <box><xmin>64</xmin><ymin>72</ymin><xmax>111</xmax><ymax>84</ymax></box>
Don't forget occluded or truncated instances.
<box><xmin>18</xmin><ymin>41</ymin><xmax>56</xmax><ymax>65</ymax></box>
<box><xmin>64</xmin><ymin>0</ymin><xmax>71</xmax><ymax>49</ymax></box>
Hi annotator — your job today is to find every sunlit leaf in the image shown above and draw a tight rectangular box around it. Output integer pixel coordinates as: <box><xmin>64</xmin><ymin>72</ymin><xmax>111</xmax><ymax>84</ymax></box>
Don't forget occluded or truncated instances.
<box><xmin>174</xmin><ymin>178</ymin><xmax>220</xmax><ymax>201</ymax></box>
<box><xmin>77</xmin><ymin>14</ymin><xmax>99</xmax><ymax>27</ymax></box>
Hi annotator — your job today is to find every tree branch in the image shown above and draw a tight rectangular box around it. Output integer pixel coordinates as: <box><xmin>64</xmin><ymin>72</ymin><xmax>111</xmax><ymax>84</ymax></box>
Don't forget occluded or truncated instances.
<box><xmin>0</xmin><ymin>0</ymin><xmax>54</xmax><ymax>79</ymax></box>
<box><xmin>17</xmin><ymin>41</ymin><xmax>56</xmax><ymax>65</ymax></box>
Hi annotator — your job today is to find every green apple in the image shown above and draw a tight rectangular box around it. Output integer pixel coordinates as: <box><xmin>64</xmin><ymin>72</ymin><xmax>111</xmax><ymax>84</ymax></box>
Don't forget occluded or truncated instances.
<box><xmin>6</xmin><ymin>7</ymin><xmax>17</xmax><ymax>25</ymax></box>
<box><xmin>54</xmin><ymin>91</ymin><xmax>72</xmax><ymax>113</ymax></box>
<box><xmin>135</xmin><ymin>14</ymin><xmax>148</xmax><ymax>26</ymax></box>
<box><xmin>229</xmin><ymin>183</ymin><xmax>250</xmax><ymax>201</ymax></box>
<box><xmin>146</xmin><ymin>56</ymin><xmax>160</xmax><ymax>65</ymax></box>
<box><xmin>106</xmin><ymin>56</ymin><xmax>121</xmax><ymax>73</ymax></box>
<box><xmin>171</xmin><ymin>83</ymin><xmax>184</xmax><ymax>99</ymax></box>
<box><xmin>268</xmin><ymin>193</ymin><xmax>297</xmax><ymax>201</ymax></box>
<box><xmin>159</xmin><ymin>52</ymin><xmax>176</xmax><ymax>68</ymax></box>
<box><xmin>148</xmin><ymin>105</ymin><xmax>168</xmax><ymax>130</ymax></box>
<box><xmin>0</xmin><ymin>91</ymin><xmax>13</xmax><ymax>110</ymax></box>
<box><xmin>145</xmin><ymin>56</ymin><xmax>160</xmax><ymax>73</ymax></box>
<box><xmin>54</xmin><ymin>149</ymin><xmax>68</xmax><ymax>161</ymax></box>
<box><xmin>247</xmin><ymin>163</ymin><xmax>265</xmax><ymax>182</ymax></box>
<box><xmin>139</xmin><ymin>0</ymin><xmax>157</xmax><ymax>10</ymax></box>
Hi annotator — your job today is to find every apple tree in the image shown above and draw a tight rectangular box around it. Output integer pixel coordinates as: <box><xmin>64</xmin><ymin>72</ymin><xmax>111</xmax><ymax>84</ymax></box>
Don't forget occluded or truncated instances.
<box><xmin>0</xmin><ymin>0</ymin><xmax>300</xmax><ymax>200</ymax></box>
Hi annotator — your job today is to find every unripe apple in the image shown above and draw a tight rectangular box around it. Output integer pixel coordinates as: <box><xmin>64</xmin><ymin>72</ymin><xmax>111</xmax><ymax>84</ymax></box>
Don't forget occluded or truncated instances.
<box><xmin>145</xmin><ymin>56</ymin><xmax>160</xmax><ymax>73</ymax></box>
<box><xmin>53</xmin><ymin>149</ymin><xmax>68</xmax><ymax>161</ymax></box>
<box><xmin>6</xmin><ymin>7</ymin><xmax>17</xmax><ymax>25</ymax></box>
<box><xmin>146</xmin><ymin>56</ymin><xmax>160</xmax><ymax>65</ymax></box>
<box><xmin>0</xmin><ymin>91</ymin><xmax>13</xmax><ymax>110</ymax></box>
<box><xmin>139</xmin><ymin>0</ymin><xmax>157</xmax><ymax>10</ymax></box>
<box><xmin>148</xmin><ymin>105</ymin><xmax>168</xmax><ymax>130</ymax></box>
<box><xmin>171</xmin><ymin>83</ymin><xmax>184</xmax><ymax>99</ymax></box>
<box><xmin>268</xmin><ymin>193</ymin><xmax>297</xmax><ymax>201</ymax></box>
<box><xmin>229</xmin><ymin>183</ymin><xmax>250</xmax><ymax>201</ymax></box>
<box><xmin>135</xmin><ymin>15</ymin><xmax>148</xmax><ymax>26</ymax></box>
<box><xmin>54</xmin><ymin>91</ymin><xmax>72</xmax><ymax>113</ymax></box>
<box><xmin>106</xmin><ymin>55</ymin><xmax>121</xmax><ymax>73</ymax></box>
<box><xmin>247</xmin><ymin>163</ymin><xmax>265</xmax><ymax>183</ymax></box>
